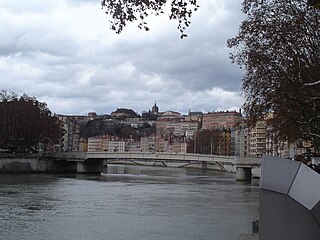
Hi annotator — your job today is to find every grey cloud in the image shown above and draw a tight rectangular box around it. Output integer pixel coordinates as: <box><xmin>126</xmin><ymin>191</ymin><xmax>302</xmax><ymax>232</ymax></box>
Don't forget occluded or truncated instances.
<box><xmin>0</xmin><ymin>0</ymin><xmax>245</xmax><ymax>115</ymax></box>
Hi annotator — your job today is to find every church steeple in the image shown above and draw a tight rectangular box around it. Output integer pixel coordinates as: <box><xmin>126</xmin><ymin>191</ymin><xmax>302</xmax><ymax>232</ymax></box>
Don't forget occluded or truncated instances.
<box><xmin>151</xmin><ymin>102</ymin><xmax>159</xmax><ymax>114</ymax></box>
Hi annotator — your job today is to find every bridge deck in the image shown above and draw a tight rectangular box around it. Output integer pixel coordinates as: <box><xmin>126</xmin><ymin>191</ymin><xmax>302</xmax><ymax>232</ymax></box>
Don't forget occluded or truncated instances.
<box><xmin>43</xmin><ymin>152</ymin><xmax>261</xmax><ymax>166</ymax></box>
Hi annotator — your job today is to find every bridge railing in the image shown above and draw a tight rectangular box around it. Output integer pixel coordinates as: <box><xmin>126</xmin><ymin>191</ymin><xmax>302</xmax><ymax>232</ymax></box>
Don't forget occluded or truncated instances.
<box><xmin>45</xmin><ymin>151</ymin><xmax>261</xmax><ymax>167</ymax></box>
<box><xmin>43</xmin><ymin>152</ymin><xmax>86</xmax><ymax>161</ymax></box>
<box><xmin>234</xmin><ymin>156</ymin><xmax>261</xmax><ymax>166</ymax></box>
<box><xmin>86</xmin><ymin>151</ymin><xmax>235</xmax><ymax>164</ymax></box>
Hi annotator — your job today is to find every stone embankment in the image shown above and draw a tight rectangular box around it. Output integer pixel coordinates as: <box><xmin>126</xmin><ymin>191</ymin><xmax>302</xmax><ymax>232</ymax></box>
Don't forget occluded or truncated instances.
<box><xmin>0</xmin><ymin>154</ymin><xmax>75</xmax><ymax>173</ymax></box>
<box><xmin>0</xmin><ymin>154</ymin><xmax>44</xmax><ymax>173</ymax></box>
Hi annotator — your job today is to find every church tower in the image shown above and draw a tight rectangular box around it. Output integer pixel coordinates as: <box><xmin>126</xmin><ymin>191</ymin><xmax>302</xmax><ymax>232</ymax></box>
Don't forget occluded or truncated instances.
<box><xmin>151</xmin><ymin>102</ymin><xmax>159</xmax><ymax>114</ymax></box>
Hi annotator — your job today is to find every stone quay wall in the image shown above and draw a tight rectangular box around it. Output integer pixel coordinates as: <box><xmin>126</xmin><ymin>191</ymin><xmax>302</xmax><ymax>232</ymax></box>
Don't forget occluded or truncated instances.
<box><xmin>0</xmin><ymin>154</ymin><xmax>75</xmax><ymax>173</ymax></box>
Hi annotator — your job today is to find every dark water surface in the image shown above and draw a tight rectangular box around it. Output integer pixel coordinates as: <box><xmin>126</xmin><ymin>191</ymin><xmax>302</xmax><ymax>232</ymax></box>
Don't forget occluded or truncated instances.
<box><xmin>0</xmin><ymin>165</ymin><xmax>259</xmax><ymax>240</ymax></box>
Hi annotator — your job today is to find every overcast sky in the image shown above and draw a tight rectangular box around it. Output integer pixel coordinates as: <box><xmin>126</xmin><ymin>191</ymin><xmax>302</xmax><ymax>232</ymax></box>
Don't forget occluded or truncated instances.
<box><xmin>0</xmin><ymin>0</ymin><xmax>245</xmax><ymax>116</ymax></box>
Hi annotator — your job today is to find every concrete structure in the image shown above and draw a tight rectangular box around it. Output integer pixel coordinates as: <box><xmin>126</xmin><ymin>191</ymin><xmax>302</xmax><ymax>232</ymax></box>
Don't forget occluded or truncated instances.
<box><xmin>260</xmin><ymin>156</ymin><xmax>320</xmax><ymax>240</ymax></box>
<box><xmin>0</xmin><ymin>152</ymin><xmax>261</xmax><ymax>177</ymax></box>
<box><xmin>0</xmin><ymin>154</ymin><xmax>98</xmax><ymax>173</ymax></box>
<box><xmin>43</xmin><ymin>152</ymin><xmax>261</xmax><ymax>178</ymax></box>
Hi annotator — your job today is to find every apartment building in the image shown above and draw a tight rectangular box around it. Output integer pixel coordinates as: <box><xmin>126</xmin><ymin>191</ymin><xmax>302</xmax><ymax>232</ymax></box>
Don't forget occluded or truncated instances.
<box><xmin>181</xmin><ymin>120</ymin><xmax>201</xmax><ymax>138</ymax></box>
<box><xmin>87</xmin><ymin>136</ymin><xmax>110</xmax><ymax>152</ymax></box>
<box><xmin>232</xmin><ymin>124</ymin><xmax>249</xmax><ymax>157</ymax></box>
<box><xmin>184</xmin><ymin>111</ymin><xmax>203</xmax><ymax>123</ymax></box>
<box><xmin>155</xmin><ymin>137</ymin><xmax>168</xmax><ymax>152</ymax></box>
<box><xmin>79</xmin><ymin>137</ymin><xmax>88</xmax><ymax>152</ymax></box>
<box><xmin>219</xmin><ymin>129</ymin><xmax>233</xmax><ymax>156</ymax></box>
<box><xmin>249</xmin><ymin>120</ymin><xmax>267</xmax><ymax>157</ymax></box>
<box><xmin>109</xmin><ymin>141</ymin><xmax>126</xmax><ymax>152</ymax></box>
<box><xmin>156</xmin><ymin>113</ymin><xmax>183</xmax><ymax>137</ymax></box>
<box><xmin>60</xmin><ymin>118</ymin><xmax>80</xmax><ymax>152</ymax></box>
<box><xmin>202</xmin><ymin>110</ymin><xmax>243</xmax><ymax>130</ymax></box>
<box><xmin>127</xmin><ymin>141</ymin><xmax>141</xmax><ymax>152</ymax></box>
<box><xmin>122</xmin><ymin>118</ymin><xmax>156</xmax><ymax>128</ymax></box>
<box><xmin>140</xmin><ymin>136</ymin><xmax>156</xmax><ymax>152</ymax></box>
<box><xmin>169</xmin><ymin>139</ymin><xmax>187</xmax><ymax>153</ymax></box>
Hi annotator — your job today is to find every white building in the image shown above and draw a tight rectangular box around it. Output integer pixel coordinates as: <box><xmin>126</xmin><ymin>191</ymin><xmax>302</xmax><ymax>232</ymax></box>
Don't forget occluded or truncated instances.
<box><xmin>140</xmin><ymin>136</ymin><xmax>156</xmax><ymax>152</ymax></box>
<box><xmin>87</xmin><ymin>136</ymin><xmax>109</xmax><ymax>152</ymax></box>
<box><xmin>109</xmin><ymin>141</ymin><xmax>126</xmax><ymax>152</ymax></box>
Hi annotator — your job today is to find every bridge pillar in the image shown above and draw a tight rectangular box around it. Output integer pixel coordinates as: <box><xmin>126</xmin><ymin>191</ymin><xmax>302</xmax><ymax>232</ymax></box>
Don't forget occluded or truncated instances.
<box><xmin>236</xmin><ymin>167</ymin><xmax>252</xmax><ymax>181</ymax></box>
<box><xmin>48</xmin><ymin>160</ymin><xmax>77</xmax><ymax>173</ymax></box>
<box><xmin>77</xmin><ymin>161</ymin><xmax>101</xmax><ymax>173</ymax></box>
<box><xmin>202</xmin><ymin>161</ymin><xmax>207</xmax><ymax>170</ymax></box>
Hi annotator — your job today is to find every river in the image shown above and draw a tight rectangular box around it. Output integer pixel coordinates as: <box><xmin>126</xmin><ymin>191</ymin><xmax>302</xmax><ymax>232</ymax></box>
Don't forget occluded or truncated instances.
<box><xmin>0</xmin><ymin>165</ymin><xmax>259</xmax><ymax>240</ymax></box>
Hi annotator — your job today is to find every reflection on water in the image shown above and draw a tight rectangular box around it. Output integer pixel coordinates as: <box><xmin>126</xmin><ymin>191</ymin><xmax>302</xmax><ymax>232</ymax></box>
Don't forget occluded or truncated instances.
<box><xmin>0</xmin><ymin>165</ymin><xmax>259</xmax><ymax>240</ymax></box>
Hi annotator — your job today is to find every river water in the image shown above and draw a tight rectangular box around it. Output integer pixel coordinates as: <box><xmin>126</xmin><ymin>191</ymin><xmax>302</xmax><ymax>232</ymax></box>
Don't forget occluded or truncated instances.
<box><xmin>0</xmin><ymin>165</ymin><xmax>259</xmax><ymax>240</ymax></box>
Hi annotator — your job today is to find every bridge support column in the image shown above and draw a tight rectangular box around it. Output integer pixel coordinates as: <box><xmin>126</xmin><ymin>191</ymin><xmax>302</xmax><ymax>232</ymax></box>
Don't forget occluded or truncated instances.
<box><xmin>77</xmin><ymin>162</ymin><xmax>101</xmax><ymax>173</ymax></box>
<box><xmin>202</xmin><ymin>161</ymin><xmax>207</xmax><ymax>170</ymax></box>
<box><xmin>236</xmin><ymin>167</ymin><xmax>252</xmax><ymax>181</ymax></box>
<box><xmin>48</xmin><ymin>160</ymin><xmax>77</xmax><ymax>173</ymax></box>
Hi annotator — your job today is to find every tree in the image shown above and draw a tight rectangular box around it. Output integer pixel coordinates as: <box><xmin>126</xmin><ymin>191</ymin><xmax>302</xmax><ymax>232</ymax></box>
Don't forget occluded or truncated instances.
<box><xmin>308</xmin><ymin>0</ymin><xmax>320</xmax><ymax>8</ymax></box>
<box><xmin>187</xmin><ymin>129</ymin><xmax>221</xmax><ymax>154</ymax></box>
<box><xmin>101</xmin><ymin>0</ymin><xmax>199</xmax><ymax>38</ymax></box>
<box><xmin>0</xmin><ymin>91</ymin><xmax>64</xmax><ymax>152</ymax></box>
<box><xmin>227</xmin><ymin>0</ymin><xmax>320</xmax><ymax>153</ymax></box>
<box><xmin>80</xmin><ymin>118</ymin><xmax>122</xmax><ymax>138</ymax></box>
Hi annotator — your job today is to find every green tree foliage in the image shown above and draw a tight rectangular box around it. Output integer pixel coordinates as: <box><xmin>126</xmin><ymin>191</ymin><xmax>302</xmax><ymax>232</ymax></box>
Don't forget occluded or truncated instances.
<box><xmin>228</xmin><ymin>0</ymin><xmax>320</xmax><ymax>152</ymax></box>
<box><xmin>101</xmin><ymin>0</ymin><xmax>199</xmax><ymax>38</ymax></box>
<box><xmin>0</xmin><ymin>91</ymin><xmax>64</xmax><ymax>152</ymax></box>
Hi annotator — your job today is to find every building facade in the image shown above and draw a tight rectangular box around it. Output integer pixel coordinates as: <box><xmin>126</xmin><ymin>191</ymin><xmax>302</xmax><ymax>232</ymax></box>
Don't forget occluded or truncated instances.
<box><xmin>202</xmin><ymin>111</ymin><xmax>243</xmax><ymax>130</ymax></box>
<box><xmin>249</xmin><ymin>120</ymin><xmax>267</xmax><ymax>157</ymax></box>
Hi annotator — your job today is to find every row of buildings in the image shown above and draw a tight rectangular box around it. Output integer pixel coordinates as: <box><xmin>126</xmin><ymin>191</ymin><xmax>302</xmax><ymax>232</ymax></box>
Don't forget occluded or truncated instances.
<box><xmin>54</xmin><ymin>103</ymin><xmax>307</xmax><ymax>159</ymax></box>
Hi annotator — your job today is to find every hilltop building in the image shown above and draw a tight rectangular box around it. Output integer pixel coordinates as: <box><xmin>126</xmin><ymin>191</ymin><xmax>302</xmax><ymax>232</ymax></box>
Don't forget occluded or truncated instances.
<box><xmin>111</xmin><ymin>108</ymin><xmax>138</xmax><ymax>119</ymax></box>
<box><xmin>151</xmin><ymin>102</ymin><xmax>159</xmax><ymax>115</ymax></box>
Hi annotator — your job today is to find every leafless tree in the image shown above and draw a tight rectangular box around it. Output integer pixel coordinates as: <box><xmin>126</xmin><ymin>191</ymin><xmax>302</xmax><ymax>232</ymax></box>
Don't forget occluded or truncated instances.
<box><xmin>101</xmin><ymin>0</ymin><xmax>199</xmax><ymax>38</ymax></box>
<box><xmin>228</xmin><ymin>0</ymin><xmax>320</xmax><ymax>153</ymax></box>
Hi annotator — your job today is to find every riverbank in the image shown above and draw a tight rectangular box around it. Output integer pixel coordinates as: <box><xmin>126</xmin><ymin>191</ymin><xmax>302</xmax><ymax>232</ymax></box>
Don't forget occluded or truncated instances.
<box><xmin>0</xmin><ymin>155</ymin><xmax>78</xmax><ymax>173</ymax></box>
<box><xmin>0</xmin><ymin>155</ymin><xmax>44</xmax><ymax>173</ymax></box>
